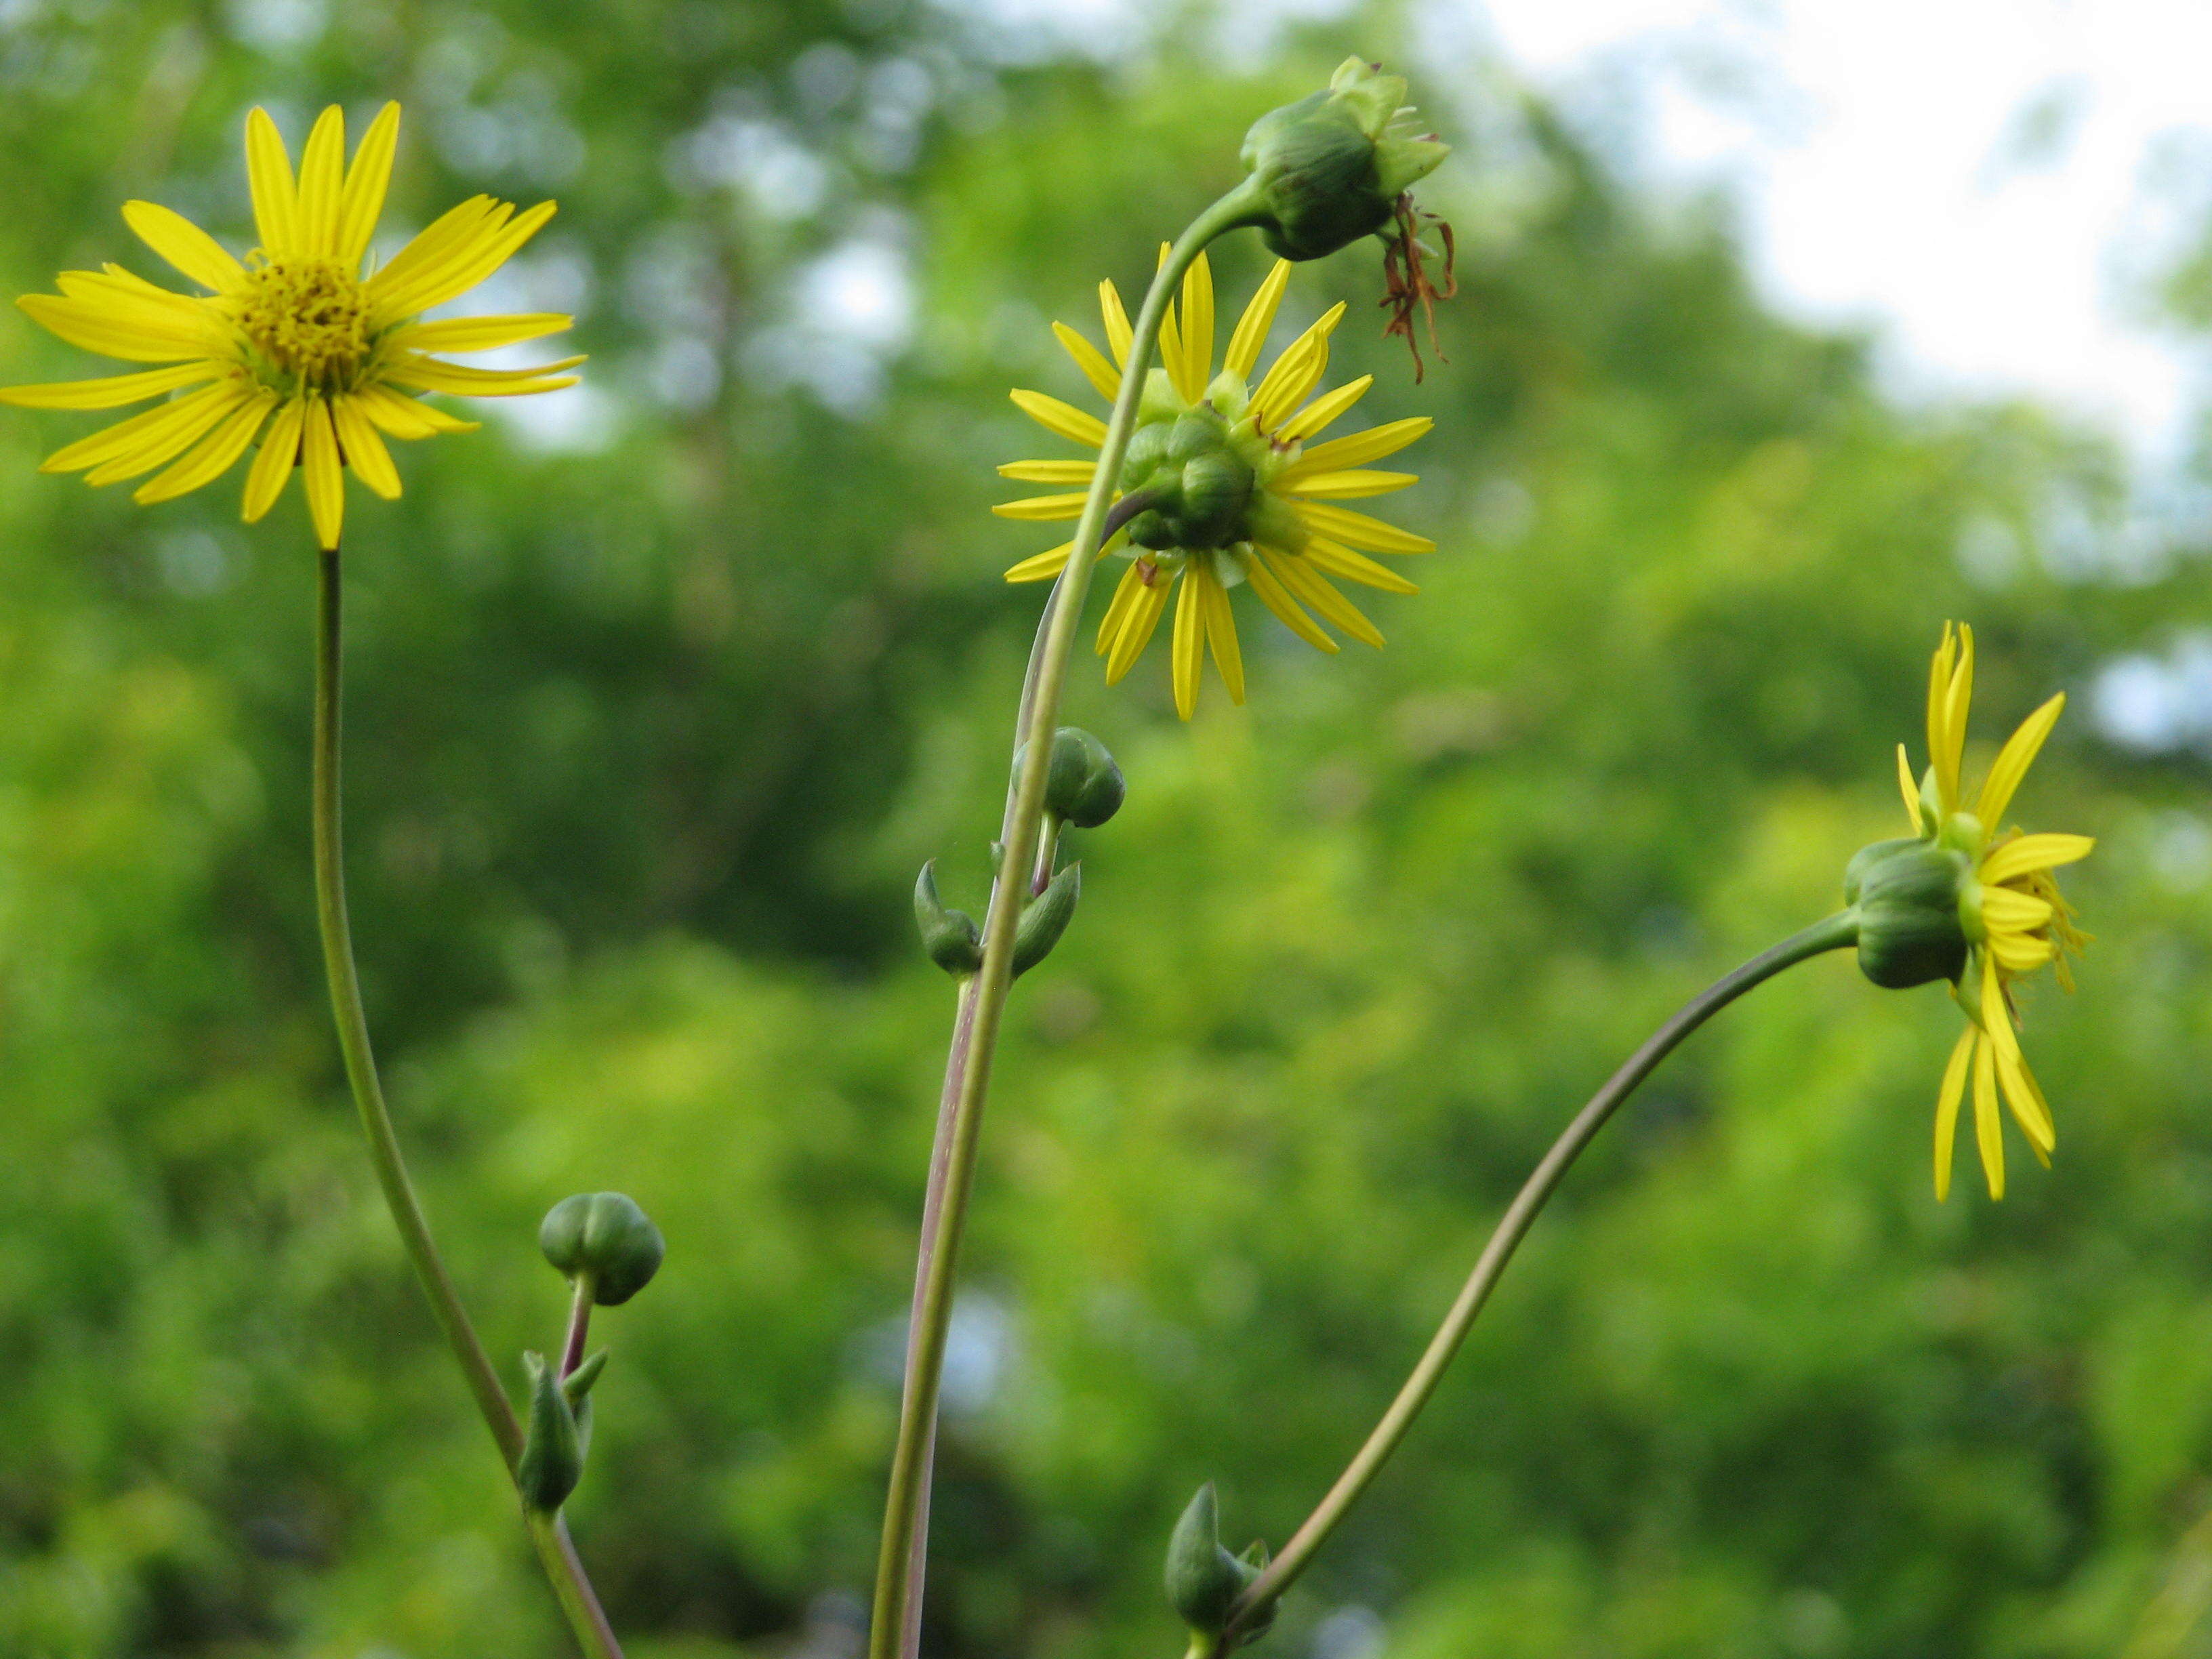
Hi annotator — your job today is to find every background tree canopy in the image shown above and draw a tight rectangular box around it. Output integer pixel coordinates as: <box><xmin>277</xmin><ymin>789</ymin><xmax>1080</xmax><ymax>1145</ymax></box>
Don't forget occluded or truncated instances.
<box><xmin>4</xmin><ymin>3</ymin><xmax>2212</xmax><ymax>1656</ymax></box>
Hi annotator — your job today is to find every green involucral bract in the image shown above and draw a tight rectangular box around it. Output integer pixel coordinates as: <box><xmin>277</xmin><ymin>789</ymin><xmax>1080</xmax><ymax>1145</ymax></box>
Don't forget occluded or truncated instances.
<box><xmin>1240</xmin><ymin>57</ymin><xmax>1450</xmax><ymax>261</ymax></box>
<box><xmin>1844</xmin><ymin>836</ymin><xmax>1971</xmax><ymax>990</ymax></box>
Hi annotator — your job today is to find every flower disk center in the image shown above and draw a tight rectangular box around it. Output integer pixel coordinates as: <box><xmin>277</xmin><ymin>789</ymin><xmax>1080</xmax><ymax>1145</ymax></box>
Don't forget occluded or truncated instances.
<box><xmin>236</xmin><ymin>255</ymin><xmax>370</xmax><ymax>388</ymax></box>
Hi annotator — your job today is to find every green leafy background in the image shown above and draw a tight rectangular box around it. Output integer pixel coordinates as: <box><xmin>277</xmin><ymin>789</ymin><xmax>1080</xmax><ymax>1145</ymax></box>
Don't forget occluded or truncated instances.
<box><xmin>3</xmin><ymin>3</ymin><xmax>2211</xmax><ymax>1656</ymax></box>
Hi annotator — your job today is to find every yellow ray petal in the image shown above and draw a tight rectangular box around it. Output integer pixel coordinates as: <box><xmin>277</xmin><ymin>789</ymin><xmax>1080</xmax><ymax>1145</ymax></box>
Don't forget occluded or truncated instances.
<box><xmin>1179</xmin><ymin>249</ymin><xmax>1214</xmax><ymax>398</ymax></box>
<box><xmin>242</xmin><ymin>397</ymin><xmax>306</xmax><ymax>523</ymax></box>
<box><xmin>1171</xmin><ymin>564</ymin><xmax>1204</xmax><ymax>719</ymax></box>
<box><xmin>302</xmin><ymin>396</ymin><xmax>346</xmax><ymax>548</ymax></box>
<box><xmin>997</xmin><ymin>459</ymin><xmax>1095</xmax><ymax>484</ymax></box>
<box><xmin>1249</xmin><ymin>301</ymin><xmax>1346</xmax><ymax>428</ymax></box>
<box><xmin>382</xmin><ymin>355</ymin><xmax>583</xmax><ymax>396</ymax></box>
<box><xmin>1157</xmin><ymin>277</ymin><xmax>1191</xmax><ymax>405</ymax></box>
<box><xmin>1099</xmin><ymin>280</ymin><xmax>1132</xmax><ymax>369</ymax></box>
<box><xmin>1932</xmin><ymin>1022</ymin><xmax>1975</xmax><ymax>1202</ymax></box>
<box><xmin>295</xmin><ymin>104</ymin><xmax>346</xmax><ymax>259</ymax></box>
<box><xmin>1005</xmin><ymin>542</ymin><xmax>1073</xmax><ymax>583</ymax></box>
<box><xmin>122</xmin><ymin>201</ymin><xmax>242</xmax><ymax>292</ymax></box>
<box><xmin>379</xmin><ymin>200</ymin><xmax>557</xmax><ymax>320</ymax></box>
<box><xmin>16</xmin><ymin>294</ymin><xmax>212</xmax><ymax>363</ymax></box>
<box><xmin>332</xmin><ymin>394</ymin><xmax>403</xmax><ymax>500</ymax></box>
<box><xmin>81</xmin><ymin>384</ymin><xmax>252</xmax><ymax>485</ymax></box>
<box><xmin>1277</xmin><ymin>374</ymin><xmax>1372</xmax><ymax>443</ymax></box>
<box><xmin>1225</xmin><ymin>259</ymin><xmax>1292</xmax><ymax>380</ymax></box>
<box><xmin>1284</xmin><ymin>468</ymin><xmax>1417</xmax><ymax>500</ymax></box>
<box><xmin>1097</xmin><ymin>558</ymin><xmax>1149</xmax><ymax>655</ymax></box>
<box><xmin>1261</xmin><ymin>549</ymin><xmax>1382</xmax><ymax>647</ymax></box>
<box><xmin>1989</xmin><ymin>932</ymin><xmax>2057</xmax><ymax>975</ymax></box>
<box><xmin>1052</xmin><ymin>322</ymin><xmax>1120</xmax><ymax>403</ymax></box>
<box><xmin>1980</xmin><ymin>833</ymin><xmax>2094</xmax><ymax>887</ymax></box>
<box><xmin>363</xmin><ymin>196</ymin><xmax>502</xmax><ymax>306</ymax></box>
<box><xmin>1971</xmin><ymin>1029</ymin><xmax>2003</xmax><ymax>1200</ymax></box>
<box><xmin>1975</xmin><ymin>692</ymin><xmax>2065</xmax><ymax>829</ymax></box>
<box><xmin>1197</xmin><ymin>560</ymin><xmax>1244</xmax><ymax>705</ymax></box>
<box><xmin>0</xmin><ymin>361</ymin><xmax>220</xmax><ymax>410</ymax></box>
<box><xmin>991</xmin><ymin>492</ymin><xmax>1089</xmax><ymax>522</ymax></box>
<box><xmin>1292</xmin><ymin>500</ymin><xmax>1436</xmax><ymax>554</ymax></box>
<box><xmin>39</xmin><ymin>380</ymin><xmax>239</xmax><ymax>474</ymax></box>
<box><xmin>1277</xmin><ymin>416</ymin><xmax>1433</xmax><ymax>479</ymax></box>
<box><xmin>1301</xmin><ymin>537</ymin><xmax>1419</xmax><ymax>594</ymax></box>
<box><xmin>1009</xmin><ymin>388</ymin><xmax>1107</xmax><ymax>447</ymax></box>
<box><xmin>1932</xmin><ymin>622</ymin><xmax>1974</xmax><ymax>815</ymax></box>
<box><xmin>1242</xmin><ymin>548</ymin><xmax>1338</xmax><ymax>653</ymax></box>
<box><xmin>1105</xmin><ymin>567</ymin><xmax>1172</xmax><ymax>684</ymax></box>
<box><xmin>1975</xmin><ymin>956</ymin><xmax>2053</xmax><ymax>1169</ymax></box>
<box><xmin>134</xmin><ymin>388</ymin><xmax>276</xmax><ymax>503</ymax></box>
<box><xmin>338</xmin><ymin>102</ymin><xmax>402</xmax><ymax>264</ymax></box>
<box><xmin>385</xmin><ymin>314</ymin><xmax>573</xmax><ymax>354</ymax></box>
<box><xmin>245</xmin><ymin>107</ymin><xmax>300</xmax><ymax>258</ymax></box>
<box><xmin>352</xmin><ymin>384</ymin><xmax>480</xmax><ymax>438</ymax></box>
<box><xmin>1897</xmin><ymin>743</ymin><xmax>1922</xmax><ymax>829</ymax></box>
<box><xmin>1980</xmin><ymin>886</ymin><xmax>2054</xmax><ymax>935</ymax></box>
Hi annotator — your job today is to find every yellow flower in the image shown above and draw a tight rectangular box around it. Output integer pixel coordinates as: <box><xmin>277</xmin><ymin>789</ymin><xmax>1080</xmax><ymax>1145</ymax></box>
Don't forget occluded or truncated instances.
<box><xmin>1900</xmin><ymin>622</ymin><xmax>2092</xmax><ymax>1201</ymax></box>
<box><xmin>995</xmin><ymin>251</ymin><xmax>1433</xmax><ymax>719</ymax></box>
<box><xmin>0</xmin><ymin>103</ymin><xmax>580</xmax><ymax>550</ymax></box>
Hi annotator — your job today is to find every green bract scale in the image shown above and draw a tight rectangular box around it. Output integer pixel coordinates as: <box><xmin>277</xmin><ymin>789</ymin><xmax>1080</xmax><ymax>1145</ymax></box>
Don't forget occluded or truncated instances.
<box><xmin>1110</xmin><ymin>365</ymin><xmax>1313</xmax><ymax>588</ymax></box>
<box><xmin>1843</xmin><ymin>834</ymin><xmax>1972</xmax><ymax>990</ymax></box>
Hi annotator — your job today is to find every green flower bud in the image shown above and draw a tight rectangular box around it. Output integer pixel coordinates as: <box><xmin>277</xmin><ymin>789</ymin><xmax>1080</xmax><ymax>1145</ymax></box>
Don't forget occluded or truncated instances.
<box><xmin>1240</xmin><ymin>57</ymin><xmax>1450</xmax><ymax>262</ymax></box>
<box><xmin>539</xmin><ymin>1192</ymin><xmax>666</xmax><ymax>1306</ymax></box>
<box><xmin>516</xmin><ymin>1351</ymin><xmax>583</xmax><ymax>1511</ymax></box>
<box><xmin>1120</xmin><ymin>411</ymin><xmax>1256</xmax><ymax>552</ymax></box>
<box><xmin>1012</xmin><ymin>860</ymin><xmax>1081</xmax><ymax>979</ymax></box>
<box><xmin>1843</xmin><ymin>836</ymin><xmax>1971</xmax><ymax>989</ymax></box>
<box><xmin>915</xmin><ymin>860</ymin><xmax>984</xmax><ymax>977</ymax></box>
<box><xmin>1165</xmin><ymin>1483</ymin><xmax>1264</xmax><ymax>1636</ymax></box>
<box><xmin>1013</xmin><ymin>727</ymin><xmax>1126</xmax><ymax>829</ymax></box>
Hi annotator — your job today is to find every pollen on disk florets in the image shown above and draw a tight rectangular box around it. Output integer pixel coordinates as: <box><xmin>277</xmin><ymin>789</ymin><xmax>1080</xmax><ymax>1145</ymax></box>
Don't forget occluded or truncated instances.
<box><xmin>233</xmin><ymin>254</ymin><xmax>372</xmax><ymax>389</ymax></box>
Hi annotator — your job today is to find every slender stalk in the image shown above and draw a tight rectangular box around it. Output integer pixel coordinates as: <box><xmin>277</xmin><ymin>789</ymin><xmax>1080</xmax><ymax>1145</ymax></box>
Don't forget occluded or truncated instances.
<box><xmin>313</xmin><ymin>546</ymin><xmax>626</xmax><ymax>1659</ymax></box>
<box><xmin>1211</xmin><ymin>911</ymin><xmax>1862</xmax><ymax>1648</ymax></box>
<box><xmin>560</xmin><ymin>1276</ymin><xmax>595</xmax><ymax>1380</ymax></box>
<box><xmin>868</xmin><ymin>179</ymin><xmax>1265</xmax><ymax>1659</ymax></box>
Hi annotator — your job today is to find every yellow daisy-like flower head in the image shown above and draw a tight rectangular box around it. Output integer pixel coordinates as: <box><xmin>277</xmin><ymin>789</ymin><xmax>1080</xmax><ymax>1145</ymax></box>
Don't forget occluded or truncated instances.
<box><xmin>1845</xmin><ymin>622</ymin><xmax>2093</xmax><ymax>1201</ymax></box>
<box><xmin>994</xmin><ymin>250</ymin><xmax>1434</xmax><ymax>719</ymax></box>
<box><xmin>1</xmin><ymin>103</ymin><xmax>581</xmax><ymax>550</ymax></box>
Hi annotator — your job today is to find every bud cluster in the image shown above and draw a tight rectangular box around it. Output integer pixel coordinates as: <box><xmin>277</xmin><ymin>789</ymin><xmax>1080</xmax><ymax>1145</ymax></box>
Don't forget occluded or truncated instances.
<box><xmin>914</xmin><ymin>726</ymin><xmax>1123</xmax><ymax>982</ymax></box>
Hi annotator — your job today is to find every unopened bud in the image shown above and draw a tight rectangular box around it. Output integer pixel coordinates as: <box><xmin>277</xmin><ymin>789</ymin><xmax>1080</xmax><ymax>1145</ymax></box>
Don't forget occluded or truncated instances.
<box><xmin>1165</xmin><ymin>1483</ymin><xmax>1264</xmax><ymax>1636</ymax></box>
<box><xmin>1240</xmin><ymin>58</ymin><xmax>1450</xmax><ymax>262</ymax></box>
<box><xmin>1012</xmin><ymin>860</ymin><xmax>1081</xmax><ymax>978</ymax></box>
<box><xmin>539</xmin><ymin>1192</ymin><xmax>665</xmax><ymax>1306</ymax></box>
<box><xmin>915</xmin><ymin>860</ymin><xmax>985</xmax><ymax>977</ymax></box>
<box><xmin>1843</xmin><ymin>837</ymin><xmax>1968</xmax><ymax>989</ymax></box>
<box><xmin>516</xmin><ymin>1351</ymin><xmax>583</xmax><ymax>1511</ymax></box>
<box><xmin>1013</xmin><ymin>727</ymin><xmax>1126</xmax><ymax>829</ymax></box>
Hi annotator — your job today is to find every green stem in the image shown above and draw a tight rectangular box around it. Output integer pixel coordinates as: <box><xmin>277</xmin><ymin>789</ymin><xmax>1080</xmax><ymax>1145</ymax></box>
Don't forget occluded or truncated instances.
<box><xmin>313</xmin><ymin>546</ymin><xmax>625</xmax><ymax>1659</ymax></box>
<box><xmin>867</xmin><ymin>178</ymin><xmax>1265</xmax><ymax>1659</ymax></box>
<box><xmin>1213</xmin><ymin>911</ymin><xmax>1862</xmax><ymax>1647</ymax></box>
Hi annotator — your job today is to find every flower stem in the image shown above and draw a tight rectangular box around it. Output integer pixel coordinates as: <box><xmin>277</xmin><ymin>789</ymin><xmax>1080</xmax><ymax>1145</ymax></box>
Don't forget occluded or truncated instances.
<box><xmin>313</xmin><ymin>546</ymin><xmax>626</xmax><ymax>1659</ymax></box>
<box><xmin>867</xmin><ymin>178</ymin><xmax>1265</xmax><ymax>1659</ymax></box>
<box><xmin>1210</xmin><ymin>910</ymin><xmax>1863</xmax><ymax>1649</ymax></box>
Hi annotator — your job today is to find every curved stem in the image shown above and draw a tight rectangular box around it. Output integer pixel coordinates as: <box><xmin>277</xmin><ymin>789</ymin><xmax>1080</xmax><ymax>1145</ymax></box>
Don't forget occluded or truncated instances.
<box><xmin>313</xmin><ymin>546</ymin><xmax>626</xmax><ymax>1659</ymax></box>
<box><xmin>1215</xmin><ymin>911</ymin><xmax>1862</xmax><ymax>1645</ymax></box>
<box><xmin>868</xmin><ymin>179</ymin><xmax>1265</xmax><ymax>1659</ymax></box>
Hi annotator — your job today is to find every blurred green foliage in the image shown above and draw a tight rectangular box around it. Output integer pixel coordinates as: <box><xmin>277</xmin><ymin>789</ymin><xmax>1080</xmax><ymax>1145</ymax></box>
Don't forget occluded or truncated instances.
<box><xmin>3</xmin><ymin>3</ymin><xmax>2212</xmax><ymax>1658</ymax></box>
